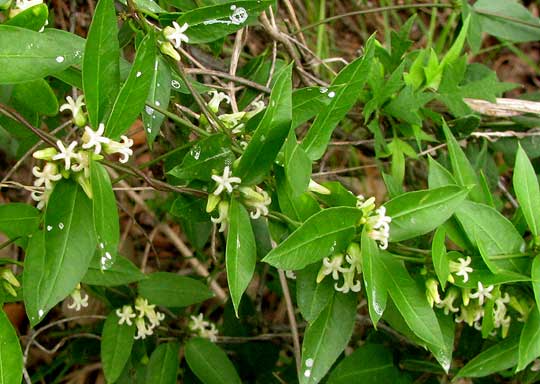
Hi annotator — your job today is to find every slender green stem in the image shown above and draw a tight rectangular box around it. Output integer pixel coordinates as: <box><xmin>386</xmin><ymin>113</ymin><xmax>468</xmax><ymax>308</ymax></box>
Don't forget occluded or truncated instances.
<box><xmin>146</xmin><ymin>102</ymin><xmax>209</xmax><ymax>137</ymax></box>
<box><xmin>0</xmin><ymin>257</ymin><xmax>24</xmax><ymax>266</ymax></box>
<box><xmin>391</xmin><ymin>254</ymin><xmax>426</xmax><ymax>263</ymax></box>
<box><xmin>489</xmin><ymin>253</ymin><xmax>533</xmax><ymax>260</ymax></box>
<box><xmin>268</xmin><ymin>211</ymin><xmax>301</xmax><ymax>228</ymax></box>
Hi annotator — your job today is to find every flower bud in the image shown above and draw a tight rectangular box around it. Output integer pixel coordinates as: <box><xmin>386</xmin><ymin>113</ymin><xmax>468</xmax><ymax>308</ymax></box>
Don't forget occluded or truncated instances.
<box><xmin>206</xmin><ymin>194</ymin><xmax>221</xmax><ymax>213</ymax></box>
<box><xmin>160</xmin><ymin>41</ymin><xmax>180</xmax><ymax>62</ymax></box>
<box><xmin>33</xmin><ymin>147</ymin><xmax>58</xmax><ymax>161</ymax></box>
<box><xmin>308</xmin><ymin>179</ymin><xmax>331</xmax><ymax>195</ymax></box>
<box><xmin>75</xmin><ymin>173</ymin><xmax>93</xmax><ymax>199</ymax></box>
<box><xmin>425</xmin><ymin>278</ymin><xmax>441</xmax><ymax>307</ymax></box>
<box><xmin>1</xmin><ymin>268</ymin><xmax>20</xmax><ymax>287</ymax></box>
<box><xmin>2</xmin><ymin>281</ymin><xmax>17</xmax><ymax>297</ymax></box>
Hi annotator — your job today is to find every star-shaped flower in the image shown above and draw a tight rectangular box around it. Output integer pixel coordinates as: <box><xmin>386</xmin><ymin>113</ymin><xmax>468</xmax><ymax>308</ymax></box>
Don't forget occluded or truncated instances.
<box><xmin>116</xmin><ymin>305</ymin><xmax>137</xmax><ymax>326</ymax></box>
<box><xmin>82</xmin><ymin>123</ymin><xmax>110</xmax><ymax>154</ymax></box>
<box><xmin>67</xmin><ymin>285</ymin><xmax>89</xmax><ymax>311</ymax></box>
<box><xmin>60</xmin><ymin>95</ymin><xmax>86</xmax><ymax>126</ymax></box>
<box><xmin>52</xmin><ymin>140</ymin><xmax>79</xmax><ymax>170</ymax></box>
<box><xmin>32</xmin><ymin>163</ymin><xmax>62</xmax><ymax>190</ymax></box>
<box><xmin>449</xmin><ymin>256</ymin><xmax>474</xmax><ymax>283</ymax></box>
<box><xmin>164</xmin><ymin>21</ymin><xmax>189</xmax><ymax>49</ymax></box>
<box><xmin>470</xmin><ymin>282</ymin><xmax>494</xmax><ymax>305</ymax></box>
<box><xmin>211</xmin><ymin>166</ymin><xmax>241</xmax><ymax>195</ymax></box>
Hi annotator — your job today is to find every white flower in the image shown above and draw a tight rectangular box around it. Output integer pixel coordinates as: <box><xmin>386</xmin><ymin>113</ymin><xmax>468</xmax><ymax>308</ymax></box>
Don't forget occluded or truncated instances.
<box><xmin>243</xmin><ymin>188</ymin><xmax>271</xmax><ymax>219</ymax></box>
<box><xmin>469</xmin><ymin>282</ymin><xmax>494</xmax><ymax>305</ymax></box>
<box><xmin>116</xmin><ymin>305</ymin><xmax>137</xmax><ymax>326</ymax></box>
<box><xmin>308</xmin><ymin>179</ymin><xmax>331</xmax><ymax>195</ymax></box>
<box><xmin>362</xmin><ymin>205</ymin><xmax>392</xmax><ymax>250</ymax></box>
<box><xmin>455</xmin><ymin>304</ymin><xmax>484</xmax><ymax>326</ymax></box>
<box><xmin>67</xmin><ymin>284</ymin><xmax>88</xmax><ymax>311</ymax></box>
<box><xmin>449</xmin><ymin>256</ymin><xmax>473</xmax><ymax>283</ymax></box>
<box><xmin>134</xmin><ymin>317</ymin><xmax>153</xmax><ymax>340</ymax></box>
<box><xmin>52</xmin><ymin>140</ymin><xmax>79</xmax><ymax>170</ymax></box>
<box><xmin>189</xmin><ymin>314</ymin><xmax>210</xmax><ymax>333</ymax></box>
<box><xmin>210</xmin><ymin>200</ymin><xmax>229</xmax><ymax>232</ymax></box>
<box><xmin>356</xmin><ymin>195</ymin><xmax>376</xmax><ymax>213</ymax></box>
<box><xmin>436</xmin><ymin>288</ymin><xmax>460</xmax><ymax>315</ymax></box>
<box><xmin>60</xmin><ymin>95</ymin><xmax>86</xmax><ymax>126</ymax></box>
<box><xmin>219</xmin><ymin>112</ymin><xmax>245</xmax><ymax>133</ymax></box>
<box><xmin>200</xmin><ymin>323</ymin><xmax>218</xmax><ymax>342</ymax></box>
<box><xmin>285</xmin><ymin>270</ymin><xmax>296</xmax><ymax>279</ymax></box>
<box><xmin>245</xmin><ymin>100</ymin><xmax>265</xmax><ymax>119</ymax></box>
<box><xmin>164</xmin><ymin>21</ymin><xmax>189</xmax><ymax>49</ymax></box>
<box><xmin>211</xmin><ymin>166</ymin><xmax>241</xmax><ymax>196</ymax></box>
<box><xmin>334</xmin><ymin>269</ymin><xmax>361</xmax><ymax>293</ymax></box>
<box><xmin>82</xmin><ymin>123</ymin><xmax>110</xmax><ymax>154</ymax></box>
<box><xmin>319</xmin><ymin>254</ymin><xmax>346</xmax><ymax>281</ymax></box>
<box><xmin>103</xmin><ymin>135</ymin><xmax>133</xmax><ymax>163</ymax></box>
<box><xmin>31</xmin><ymin>189</ymin><xmax>51</xmax><ymax>210</ymax></box>
<box><xmin>32</xmin><ymin>163</ymin><xmax>62</xmax><ymax>190</ymax></box>
<box><xmin>70</xmin><ymin>151</ymin><xmax>91</xmax><ymax>178</ymax></box>
<box><xmin>425</xmin><ymin>278</ymin><xmax>441</xmax><ymax>307</ymax></box>
<box><xmin>207</xmin><ymin>90</ymin><xmax>231</xmax><ymax>113</ymax></box>
<box><xmin>135</xmin><ymin>297</ymin><xmax>164</xmax><ymax>328</ymax></box>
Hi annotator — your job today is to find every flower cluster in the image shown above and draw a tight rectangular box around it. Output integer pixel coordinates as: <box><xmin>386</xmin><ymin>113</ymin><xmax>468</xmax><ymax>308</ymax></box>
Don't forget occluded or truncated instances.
<box><xmin>317</xmin><ymin>243</ymin><xmax>362</xmax><ymax>293</ymax></box>
<box><xmin>116</xmin><ymin>297</ymin><xmax>165</xmax><ymax>340</ymax></box>
<box><xmin>66</xmin><ymin>284</ymin><xmax>89</xmax><ymax>311</ymax></box>
<box><xmin>189</xmin><ymin>313</ymin><xmax>219</xmax><ymax>342</ymax></box>
<box><xmin>30</xmin><ymin>95</ymin><xmax>133</xmax><ymax>209</ymax></box>
<box><xmin>357</xmin><ymin>195</ymin><xmax>391</xmax><ymax>250</ymax></box>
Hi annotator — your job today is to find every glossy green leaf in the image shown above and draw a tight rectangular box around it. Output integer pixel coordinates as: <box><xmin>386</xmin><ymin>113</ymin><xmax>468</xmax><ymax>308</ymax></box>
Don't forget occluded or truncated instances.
<box><xmin>105</xmin><ymin>33</ymin><xmax>156</xmax><ymax>139</ymax></box>
<box><xmin>90</xmin><ymin>161</ymin><xmax>119</xmax><ymax>266</ymax></box>
<box><xmin>23</xmin><ymin>180</ymin><xmax>97</xmax><ymax>326</ymax></box>
<box><xmin>101</xmin><ymin>312</ymin><xmax>135</xmax><ymax>383</ymax></box>
<box><xmin>117</xmin><ymin>0</ymin><xmax>165</xmax><ymax>13</ymax></box>
<box><xmin>518</xmin><ymin>305</ymin><xmax>540</xmax><ymax>371</ymax></box>
<box><xmin>185</xmin><ymin>337</ymin><xmax>242</xmax><ymax>384</ymax></box>
<box><xmin>533</xmin><ymin>256</ymin><xmax>540</xmax><ymax>313</ymax></box>
<box><xmin>82</xmin><ymin>0</ymin><xmax>120</xmax><ymax>127</ymax></box>
<box><xmin>456</xmin><ymin>335</ymin><xmax>519</xmax><ymax>378</ymax></box>
<box><xmin>296</xmin><ymin>263</ymin><xmax>334</xmax><ymax>322</ymax></box>
<box><xmin>378</xmin><ymin>252</ymin><xmax>444</xmax><ymax>348</ymax></box>
<box><xmin>327</xmin><ymin>344</ymin><xmax>401</xmax><ymax>384</ymax></box>
<box><xmin>301</xmin><ymin>37</ymin><xmax>374</xmax><ymax>160</ymax></box>
<box><xmin>12</xmin><ymin>78</ymin><xmax>58</xmax><ymax>116</ymax></box>
<box><xmin>291</xmin><ymin>87</ymin><xmax>332</xmax><ymax>129</ymax></box>
<box><xmin>226</xmin><ymin>198</ymin><xmax>256</xmax><ymax>316</ymax></box>
<box><xmin>430</xmin><ymin>311</ymin><xmax>455</xmax><ymax>373</ymax></box>
<box><xmin>138</xmin><ymin>272</ymin><xmax>213</xmax><ymax>307</ymax></box>
<box><xmin>5</xmin><ymin>4</ymin><xmax>48</xmax><ymax>31</ymax></box>
<box><xmin>236</xmin><ymin>65</ymin><xmax>292</xmax><ymax>185</ymax></box>
<box><xmin>167</xmin><ymin>134</ymin><xmax>235</xmax><ymax>182</ymax></box>
<box><xmin>455</xmin><ymin>200</ymin><xmax>527</xmax><ymax>273</ymax></box>
<box><xmin>385</xmin><ymin>185</ymin><xmax>469</xmax><ymax>242</ymax></box>
<box><xmin>427</xmin><ymin>156</ymin><xmax>456</xmax><ymax>189</ymax></box>
<box><xmin>0</xmin><ymin>26</ymin><xmax>84</xmax><ymax>84</ymax></box>
<box><xmin>300</xmin><ymin>292</ymin><xmax>357</xmax><ymax>384</ymax></box>
<box><xmin>83</xmin><ymin>255</ymin><xmax>146</xmax><ymax>286</ymax></box>
<box><xmin>0</xmin><ymin>309</ymin><xmax>22</xmax><ymax>384</ymax></box>
<box><xmin>361</xmin><ymin>228</ymin><xmax>387</xmax><ymax>326</ymax></box>
<box><xmin>173</xmin><ymin>1</ymin><xmax>275</xmax><ymax>44</ymax></box>
<box><xmin>0</xmin><ymin>203</ymin><xmax>40</xmax><ymax>241</ymax></box>
<box><xmin>143</xmin><ymin>57</ymin><xmax>171</xmax><ymax>146</ymax></box>
<box><xmin>262</xmin><ymin>207</ymin><xmax>363</xmax><ymax>270</ymax></box>
<box><xmin>145</xmin><ymin>342</ymin><xmax>180</xmax><ymax>384</ymax></box>
<box><xmin>284</xmin><ymin>130</ymin><xmax>311</xmax><ymax>196</ymax></box>
<box><xmin>442</xmin><ymin>122</ymin><xmax>483</xmax><ymax>202</ymax></box>
<box><xmin>432</xmin><ymin>227</ymin><xmax>449</xmax><ymax>288</ymax></box>
<box><xmin>317</xmin><ymin>182</ymin><xmax>358</xmax><ymax>208</ymax></box>
<box><xmin>514</xmin><ymin>145</ymin><xmax>540</xmax><ymax>238</ymax></box>
<box><xmin>275</xmin><ymin>166</ymin><xmax>320</xmax><ymax>223</ymax></box>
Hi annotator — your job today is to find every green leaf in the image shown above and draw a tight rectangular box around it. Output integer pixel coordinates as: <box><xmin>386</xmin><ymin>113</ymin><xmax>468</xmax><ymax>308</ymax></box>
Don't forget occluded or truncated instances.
<box><xmin>275</xmin><ymin>166</ymin><xmax>320</xmax><ymax>223</ymax></box>
<box><xmin>302</xmin><ymin>37</ymin><xmax>374</xmax><ymax>160</ymax></box>
<box><xmin>327</xmin><ymin>343</ymin><xmax>401</xmax><ymax>384</ymax></box>
<box><xmin>361</xmin><ymin>228</ymin><xmax>387</xmax><ymax>326</ymax></box>
<box><xmin>300</xmin><ymin>292</ymin><xmax>357</xmax><ymax>384</ymax></box>
<box><xmin>83</xmin><ymin>0</ymin><xmax>120</xmax><ymax>127</ymax></box>
<box><xmin>262</xmin><ymin>207</ymin><xmax>363</xmax><ymax>270</ymax></box>
<box><xmin>0</xmin><ymin>203</ymin><xmax>40</xmax><ymax>241</ymax></box>
<box><xmin>514</xmin><ymin>145</ymin><xmax>540</xmax><ymax>238</ymax></box>
<box><xmin>455</xmin><ymin>200</ymin><xmax>527</xmax><ymax>273</ymax></box>
<box><xmin>226</xmin><ymin>198</ymin><xmax>256</xmax><ymax>316</ymax></box>
<box><xmin>532</xmin><ymin>256</ymin><xmax>540</xmax><ymax>312</ymax></box>
<box><xmin>0</xmin><ymin>26</ymin><xmax>84</xmax><ymax>84</ymax></box>
<box><xmin>167</xmin><ymin>134</ymin><xmax>235</xmax><ymax>182</ymax></box>
<box><xmin>378</xmin><ymin>252</ymin><xmax>444</xmax><ymax>348</ymax></box>
<box><xmin>12</xmin><ymin>78</ymin><xmax>58</xmax><ymax>116</ymax></box>
<box><xmin>101</xmin><ymin>312</ymin><xmax>135</xmax><ymax>383</ymax></box>
<box><xmin>440</xmin><ymin>16</ymin><xmax>470</xmax><ymax>69</ymax></box>
<box><xmin>5</xmin><ymin>4</ymin><xmax>48</xmax><ymax>31</ymax></box>
<box><xmin>296</xmin><ymin>263</ymin><xmax>334</xmax><ymax>322</ymax></box>
<box><xmin>145</xmin><ymin>342</ymin><xmax>180</xmax><ymax>384</ymax></box>
<box><xmin>117</xmin><ymin>0</ymin><xmax>166</xmax><ymax>13</ymax></box>
<box><xmin>171</xmin><ymin>1</ymin><xmax>275</xmax><ymax>44</ymax></box>
<box><xmin>518</xmin><ymin>305</ymin><xmax>540</xmax><ymax>371</ymax></box>
<box><xmin>456</xmin><ymin>335</ymin><xmax>519</xmax><ymax>378</ymax></box>
<box><xmin>185</xmin><ymin>337</ymin><xmax>242</xmax><ymax>384</ymax></box>
<box><xmin>90</xmin><ymin>161</ymin><xmax>119</xmax><ymax>266</ymax></box>
<box><xmin>473</xmin><ymin>0</ymin><xmax>540</xmax><ymax>42</ymax></box>
<box><xmin>83</xmin><ymin>255</ymin><xmax>146</xmax><ymax>286</ymax></box>
<box><xmin>291</xmin><ymin>87</ymin><xmax>332</xmax><ymax>128</ymax></box>
<box><xmin>432</xmin><ymin>227</ymin><xmax>450</xmax><ymax>288</ymax></box>
<box><xmin>385</xmin><ymin>185</ymin><xmax>469</xmax><ymax>242</ymax></box>
<box><xmin>138</xmin><ymin>272</ymin><xmax>213</xmax><ymax>307</ymax></box>
<box><xmin>105</xmin><ymin>33</ymin><xmax>156</xmax><ymax>139</ymax></box>
<box><xmin>23</xmin><ymin>180</ymin><xmax>97</xmax><ymax>326</ymax></box>
<box><xmin>235</xmin><ymin>64</ymin><xmax>292</xmax><ymax>185</ymax></box>
<box><xmin>0</xmin><ymin>309</ymin><xmax>23</xmax><ymax>384</ymax></box>
<box><xmin>284</xmin><ymin>130</ymin><xmax>311</xmax><ymax>196</ymax></box>
<box><xmin>143</xmin><ymin>57</ymin><xmax>171</xmax><ymax>147</ymax></box>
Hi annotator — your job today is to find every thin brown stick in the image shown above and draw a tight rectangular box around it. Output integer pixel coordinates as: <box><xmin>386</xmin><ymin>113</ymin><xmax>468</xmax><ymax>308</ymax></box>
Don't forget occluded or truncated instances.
<box><xmin>278</xmin><ymin>269</ymin><xmax>301</xmax><ymax>375</ymax></box>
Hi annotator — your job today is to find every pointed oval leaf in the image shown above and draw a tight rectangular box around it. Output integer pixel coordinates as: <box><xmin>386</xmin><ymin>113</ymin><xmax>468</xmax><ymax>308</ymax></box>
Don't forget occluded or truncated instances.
<box><xmin>5</xmin><ymin>4</ymin><xmax>49</xmax><ymax>31</ymax></box>
<box><xmin>0</xmin><ymin>309</ymin><xmax>23</xmax><ymax>384</ymax></box>
<box><xmin>138</xmin><ymin>272</ymin><xmax>213</xmax><ymax>307</ymax></box>
<box><xmin>143</xmin><ymin>57</ymin><xmax>171</xmax><ymax>146</ymax></box>
<box><xmin>145</xmin><ymin>342</ymin><xmax>180</xmax><ymax>384</ymax></box>
<box><xmin>23</xmin><ymin>180</ymin><xmax>97</xmax><ymax>326</ymax></box>
<box><xmin>185</xmin><ymin>337</ymin><xmax>242</xmax><ymax>384</ymax></box>
<box><xmin>432</xmin><ymin>227</ymin><xmax>450</xmax><ymax>288</ymax></box>
<box><xmin>83</xmin><ymin>255</ymin><xmax>146</xmax><ymax>286</ymax></box>
<box><xmin>101</xmin><ymin>312</ymin><xmax>135</xmax><ymax>383</ymax></box>
<box><xmin>83</xmin><ymin>0</ymin><xmax>120</xmax><ymax>127</ymax></box>
<box><xmin>385</xmin><ymin>185</ymin><xmax>469</xmax><ymax>242</ymax></box>
<box><xmin>300</xmin><ymin>293</ymin><xmax>357</xmax><ymax>384</ymax></box>
<box><xmin>361</xmin><ymin>228</ymin><xmax>388</xmax><ymax>326</ymax></box>
<box><xmin>235</xmin><ymin>65</ymin><xmax>292</xmax><ymax>185</ymax></box>
<box><xmin>518</xmin><ymin>306</ymin><xmax>540</xmax><ymax>371</ymax></box>
<box><xmin>296</xmin><ymin>263</ymin><xmax>334</xmax><ymax>322</ymax></box>
<box><xmin>226</xmin><ymin>198</ymin><xmax>256</xmax><ymax>316</ymax></box>
<box><xmin>262</xmin><ymin>207</ymin><xmax>363</xmax><ymax>270</ymax></box>
<box><xmin>514</xmin><ymin>145</ymin><xmax>540</xmax><ymax>238</ymax></box>
<box><xmin>105</xmin><ymin>33</ymin><xmax>156</xmax><ymax>139</ymax></box>
<box><xmin>0</xmin><ymin>203</ymin><xmax>40</xmax><ymax>241</ymax></box>
<box><xmin>12</xmin><ymin>78</ymin><xmax>58</xmax><ymax>116</ymax></box>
